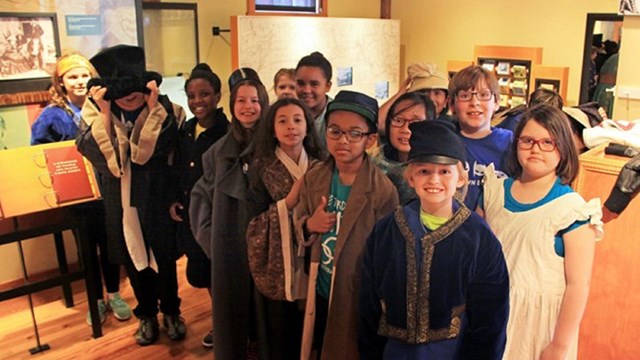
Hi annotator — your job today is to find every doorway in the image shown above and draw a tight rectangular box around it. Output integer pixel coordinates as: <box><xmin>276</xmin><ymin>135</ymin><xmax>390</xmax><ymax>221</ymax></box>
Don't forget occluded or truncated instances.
<box><xmin>579</xmin><ymin>13</ymin><xmax>623</xmax><ymax>105</ymax></box>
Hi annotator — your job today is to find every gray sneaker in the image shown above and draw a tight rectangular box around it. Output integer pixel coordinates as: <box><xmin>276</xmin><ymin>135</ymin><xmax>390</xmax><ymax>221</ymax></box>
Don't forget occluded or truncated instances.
<box><xmin>86</xmin><ymin>299</ymin><xmax>106</xmax><ymax>326</ymax></box>
<box><xmin>107</xmin><ymin>293</ymin><xmax>132</xmax><ymax>321</ymax></box>
<box><xmin>135</xmin><ymin>316</ymin><xmax>159</xmax><ymax>346</ymax></box>
<box><xmin>163</xmin><ymin>314</ymin><xmax>187</xmax><ymax>341</ymax></box>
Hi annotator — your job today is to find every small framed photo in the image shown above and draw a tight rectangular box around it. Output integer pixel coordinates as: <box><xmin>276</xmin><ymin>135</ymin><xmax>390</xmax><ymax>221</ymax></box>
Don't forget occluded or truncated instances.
<box><xmin>496</xmin><ymin>62</ymin><xmax>510</xmax><ymax>75</ymax></box>
<box><xmin>336</xmin><ymin>66</ymin><xmax>353</xmax><ymax>87</ymax></box>
<box><xmin>511</xmin><ymin>65</ymin><xmax>528</xmax><ymax>79</ymax></box>
<box><xmin>511</xmin><ymin>96</ymin><xmax>526</xmax><ymax>107</ymax></box>
<box><xmin>499</xmin><ymin>94</ymin><xmax>509</xmax><ymax>108</ymax></box>
<box><xmin>0</xmin><ymin>12</ymin><xmax>61</xmax><ymax>94</ymax></box>
<box><xmin>510</xmin><ymin>79</ymin><xmax>528</xmax><ymax>96</ymax></box>
<box><xmin>534</xmin><ymin>78</ymin><xmax>561</xmax><ymax>93</ymax></box>
<box><xmin>498</xmin><ymin>77</ymin><xmax>510</xmax><ymax>93</ymax></box>
<box><xmin>375</xmin><ymin>81</ymin><xmax>389</xmax><ymax>100</ymax></box>
<box><xmin>481</xmin><ymin>60</ymin><xmax>495</xmax><ymax>72</ymax></box>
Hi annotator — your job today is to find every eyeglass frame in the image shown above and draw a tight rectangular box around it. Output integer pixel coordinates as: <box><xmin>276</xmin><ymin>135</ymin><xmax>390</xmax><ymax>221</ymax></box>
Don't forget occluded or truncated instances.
<box><xmin>326</xmin><ymin>125</ymin><xmax>374</xmax><ymax>143</ymax></box>
<box><xmin>390</xmin><ymin>116</ymin><xmax>426</xmax><ymax>128</ymax></box>
<box><xmin>516</xmin><ymin>136</ymin><xmax>557</xmax><ymax>152</ymax></box>
<box><xmin>454</xmin><ymin>90</ymin><xmax>495</xmax><ymax>102</ymax></box>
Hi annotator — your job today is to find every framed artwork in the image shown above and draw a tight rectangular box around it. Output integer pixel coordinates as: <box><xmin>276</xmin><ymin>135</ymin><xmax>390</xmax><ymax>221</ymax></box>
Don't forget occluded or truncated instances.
<box><xmin>535</xmin><ymin>78</ymin><xmax>561</xmax><ymax>93</ymax></box>
<box><xmin>619</xmin><ymin>0</ymin><xmax>640</xmax><ymax>15</ymax></box>
<box><xmin>496</xmin><ymin>62</ymin><xmax>510</xmax><ymax>75</ymax></box>
<box><xmin>248</xmin><ymin>0</ymin><xmax>327</xmax><ymax>16</ymax></box>
<box><xmin>0</xmin><ymin>12</ymin><xmax>61</xmax><ymax>94</ymax></box>
<box><xmin>511</xmin><ymin>79</ymin><xmax>528</xmax><ymax>96</ymax></box>
<box><xmin>511</xmin><ymin>65</ymin><xmax>528</xmax><ymax>79</ymax></box>
<box><xmin>337</xmin><ymin>66</ymin><xmax>353</xmax><ymax>87</ymax></box>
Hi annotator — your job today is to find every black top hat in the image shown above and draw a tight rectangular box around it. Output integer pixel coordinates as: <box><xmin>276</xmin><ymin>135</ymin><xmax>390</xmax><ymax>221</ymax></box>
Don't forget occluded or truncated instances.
<box><xmin>228</xmin><ymin>67</ymin><xmax>262</xmax><ymax>90</ymax></box>
<box><xmin>87</xmin><ymin>45</ymin><xmax>162</xmax><ymax>100</ymax></box>
<box><xmin>326</xmin><ymin>90</ymin><xmax>378</xmax><ymax>132</ymax></box>
<box><xmin>407</xmin><ymin>120</ymin><xmax>466</xmax><ymax>165</ymax></box>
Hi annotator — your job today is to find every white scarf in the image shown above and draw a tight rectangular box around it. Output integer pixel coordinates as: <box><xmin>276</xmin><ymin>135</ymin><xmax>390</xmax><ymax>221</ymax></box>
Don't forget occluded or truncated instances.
<box><xmin>274</xmin><ymin>146</ymin><xmax>308</xmax><ymax>300</ymax></box>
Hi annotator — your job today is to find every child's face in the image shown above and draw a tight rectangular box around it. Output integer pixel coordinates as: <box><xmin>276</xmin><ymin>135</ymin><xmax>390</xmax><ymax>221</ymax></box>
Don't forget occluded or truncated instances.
<box><xmin>516</xmin><ymin>119</ymin><xmax>560</xmax><ymax>181</ymax></box>
<box><xmin>422</xmin><ymin>88</ymin><xmax>448</xmax><ymax>115</ymax></box>
<box><xmin>187</xmin><ymin>78</ymin><xmax>220</xmax><ymax>121</ymax></box>
<box><xmin>326</xmin><ymin>110</ymin><xmax>377</xmax><ymax>166</ymax></box>
<box><xmin>389</xmin><ymin>100</ymin><xmax>427</xmax><ymax>156</ymax></box>
<box><xmin>275</xmin><ymin>75</ymin><xmax>297</xmax><ymax>100</ymax></box>
<box><xmin>295</xmin><ymin>66</ymin><xmax>331</xmax><ymax>114</ymax></box>
<box><xmin>274</xmin><ymin>104</ymin><xmax>307</xmax><ymax>155</ymax></box>
<box><xmin>452</xmin><ymin>78</ymin><xmax>498</xmax><ymax>136</ymax></box>
<box><xmin>61</xmin><ymin>67</ymin><xmax>91</xmax><ymax>99</ymax></box>
<box><xmin>233</xmin><ymin>84</ymin><xmax>261</xmax><ymax>128</ymax></box>
<box><xmin>115</xmin><ymin>92</ymin><xmax>146</xmax><ymax>111</ymax></box>
<box><xmin>406</xmin><ymin>162</ymin><xmax>464</xmax><ymax>214</ymax></box>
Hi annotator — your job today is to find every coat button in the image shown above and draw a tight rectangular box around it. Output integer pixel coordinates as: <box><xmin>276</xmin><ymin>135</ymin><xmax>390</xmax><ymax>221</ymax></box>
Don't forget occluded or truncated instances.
<box><xmin>189</xmin><ymin>162</ymin><xmax>195</xmax><ymax>167</ymax></box>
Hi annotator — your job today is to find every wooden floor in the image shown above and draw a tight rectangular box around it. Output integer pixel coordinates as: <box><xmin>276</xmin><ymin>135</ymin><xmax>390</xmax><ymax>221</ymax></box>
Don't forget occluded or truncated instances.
<box><xmin>0</xmin><ymin>257</ymin><xmax>212</xmax><ymax>359</ymax></box>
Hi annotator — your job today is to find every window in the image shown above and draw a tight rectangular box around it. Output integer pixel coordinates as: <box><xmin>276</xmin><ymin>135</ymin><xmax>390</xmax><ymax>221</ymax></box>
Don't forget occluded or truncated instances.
<box><xmin>247</xmin><ymin>0</ymin><xmax>327</xmax><ymax>16</ymax></box>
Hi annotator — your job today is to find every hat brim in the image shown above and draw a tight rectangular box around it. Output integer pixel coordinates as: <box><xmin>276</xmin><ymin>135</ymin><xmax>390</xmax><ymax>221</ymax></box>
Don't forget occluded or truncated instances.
<box><xmin>407</xmin><ymin>155</ymin><xmax>459</xmax><ymax>165</ymax></box>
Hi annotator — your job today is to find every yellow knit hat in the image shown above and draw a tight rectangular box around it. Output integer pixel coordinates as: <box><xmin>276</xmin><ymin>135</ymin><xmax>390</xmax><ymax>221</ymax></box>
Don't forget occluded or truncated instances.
<box><xmin>407</xmin><ymin>63</ymin><xmax>449</xmax><ymax>92</ymax></box>
<box><xmin>56</xmin><ymin>54</ymin><xmax>92</xmax><ymax>77</ymax></box>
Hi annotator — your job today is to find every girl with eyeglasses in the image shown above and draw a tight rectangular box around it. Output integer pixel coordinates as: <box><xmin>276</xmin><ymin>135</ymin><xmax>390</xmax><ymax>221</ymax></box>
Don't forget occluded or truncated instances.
<box><xmin>479</xmin><ymin>104</ymin><xmax>603</xmax><ymax>360</ymax></box>
<box><xmin>370</xmin><ymin>92</ymin><xmax>435</xmax><ymax>204</ymax></box>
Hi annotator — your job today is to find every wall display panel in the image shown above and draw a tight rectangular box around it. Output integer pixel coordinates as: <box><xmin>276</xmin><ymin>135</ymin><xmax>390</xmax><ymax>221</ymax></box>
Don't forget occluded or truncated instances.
<box><xmin>232</xmin><ymin>16</ymin><xmax>400</xmax><ymax>103</ymax></box>
<box><xmin>477</xmin><ymin>57</ymin><xmax>532</xmax><ymax>111</ymax></box>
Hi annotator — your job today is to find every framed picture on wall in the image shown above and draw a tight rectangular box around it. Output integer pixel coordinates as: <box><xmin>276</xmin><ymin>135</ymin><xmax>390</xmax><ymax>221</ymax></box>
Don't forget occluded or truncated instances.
<box><xmin>0</xmin><ymin>12</ymin><xmax>60</xmax><ymax>94</ymax></box>
<box><xmin>619</xmin><ymin>0</ymin><xmax>640</xmax><ymax>15</ymax></box>
<box><xmin>535</xmin><ymin>78</ymin><xmax>561</xmax><ymax>93</ymax></box>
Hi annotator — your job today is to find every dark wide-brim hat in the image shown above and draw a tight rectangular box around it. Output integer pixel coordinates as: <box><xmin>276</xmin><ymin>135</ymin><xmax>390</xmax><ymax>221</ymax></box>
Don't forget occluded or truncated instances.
<box><xmin>407</xmin><ymin>120</ymin><xmax>466</xmax><ymax>165</ymax></box>
<box><xmin>326</xmin><ymin>90</ymin><xmax>379</xmax><ymax>132</ymax></box>
<box><xmin>87</xmin><ymin>45</ymin><xmax>162</xmax><ymax>101</ymax></box>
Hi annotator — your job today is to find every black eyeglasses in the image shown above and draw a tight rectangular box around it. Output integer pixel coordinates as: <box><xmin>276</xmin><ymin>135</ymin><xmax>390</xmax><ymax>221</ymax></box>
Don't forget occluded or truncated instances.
<box><xmin>455</xmin><ymin>90</ymin><xmax>494</xmax><ymax>102</ymax></box>
<box><xmin>326</xmin><ymin>126</ymin><xmax>373</xmax><ymax>143</ymax></box>
<box><xmin>390</xmin><ymin>116</ymin><xmax>426</xmax><ymax>128</ymax></box>
<box><xmin>516</xmin><ymin>136</ymin><xmax>557</xmax><ymax>152</ymax></box>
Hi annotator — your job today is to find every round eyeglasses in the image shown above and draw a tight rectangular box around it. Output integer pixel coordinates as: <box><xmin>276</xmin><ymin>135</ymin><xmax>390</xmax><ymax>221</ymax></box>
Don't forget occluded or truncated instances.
<box><xmin>516</xmin><ymin>136</ymin><xmax>557</xmax><ymax>152</ymax></box>
<box><xmin>326</xmin><ymin>126</ymin><xmax>373</xmax><ymax>143</ymax></box>
<box><xmin>455</xmin><ymin>90</ymin><xmax>494</xmax><ymax>102</ymax></box>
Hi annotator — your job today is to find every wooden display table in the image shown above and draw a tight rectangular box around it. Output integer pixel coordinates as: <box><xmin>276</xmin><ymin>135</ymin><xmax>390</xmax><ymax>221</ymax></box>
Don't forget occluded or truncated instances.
<box><xmin>575</xmin><ymin>144</ymin><xmax>639</xmax><ymax>359</ymax></box>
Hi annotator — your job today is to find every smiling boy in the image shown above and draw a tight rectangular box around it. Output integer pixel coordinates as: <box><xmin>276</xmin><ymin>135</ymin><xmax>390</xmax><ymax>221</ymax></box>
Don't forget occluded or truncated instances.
<box><xmin>449</xmin><ymin>65</ymin><xmax>513</xmax><ymax>210</ymax></box>
<box><xmin>359</xmin><ymin>120</ymin><xmax>509</xmax><ymax>360</ymax></box>
<box><xmin>294</xmin><ymin>90</ymin><xmax>398</xmax><ymax>359</ymax></box>
<box><xmin>295</xmin><ymin>52</ymin><xmax>333</xmax><ymax>147</ymax></box>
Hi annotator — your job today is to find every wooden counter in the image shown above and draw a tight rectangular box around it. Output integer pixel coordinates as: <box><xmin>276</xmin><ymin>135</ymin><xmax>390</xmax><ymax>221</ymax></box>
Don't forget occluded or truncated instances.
<box><xmin>575</xmin><ymin>144</ymin><xmax>640</xmax><ymax>359</ymax></box>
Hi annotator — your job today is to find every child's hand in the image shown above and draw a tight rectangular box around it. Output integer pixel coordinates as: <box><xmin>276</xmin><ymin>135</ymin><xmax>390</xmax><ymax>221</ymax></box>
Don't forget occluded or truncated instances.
<box><xmin>305</xmin><ymin>196</ymin><xmax>336</xmax><ymax>234</ymax></box>
<box><xmin>145</xmin><ymin>80</ymin><xmax>159</xmax><ymax>110</ymax></box>
<box><xmin>89</xmin><ymin>86</ymin><xmax>110</xmax><ymax>115</ymax></box>
<box><xmin>169</xmin><ymin>201</ymin><xmax>184</xmax><ymax>222</ymax></box>
<box><xmin>284</xmin><ymin>178</ymin><xmax>303</xmax><ymax>210</ymax></box>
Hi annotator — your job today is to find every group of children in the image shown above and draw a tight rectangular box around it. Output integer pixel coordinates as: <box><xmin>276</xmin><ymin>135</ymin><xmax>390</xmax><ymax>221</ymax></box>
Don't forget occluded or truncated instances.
<box><xmin>28</xmin><ymin>44</ymin><xmax>604</xmax><ymax>360</ymax></box>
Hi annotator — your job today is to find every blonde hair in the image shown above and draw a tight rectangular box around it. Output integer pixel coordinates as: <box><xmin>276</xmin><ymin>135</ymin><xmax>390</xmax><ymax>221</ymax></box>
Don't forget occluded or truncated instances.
<box><xmin>49</xmin><ymin>53</ymin><xmax>97</xmax><ymax>115</ymax></box>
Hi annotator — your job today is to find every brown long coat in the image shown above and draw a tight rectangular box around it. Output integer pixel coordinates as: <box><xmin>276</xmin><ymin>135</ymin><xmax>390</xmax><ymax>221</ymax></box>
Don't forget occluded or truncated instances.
<box><xmin>294</xmin><ymin>156</ymin><xmax>399</xmax><ymax>360</ymax></box>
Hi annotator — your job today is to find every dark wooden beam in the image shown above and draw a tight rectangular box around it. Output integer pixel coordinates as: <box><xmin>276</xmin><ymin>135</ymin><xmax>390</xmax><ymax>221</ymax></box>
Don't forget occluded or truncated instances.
<box><xmin>381</xmin><ymin>0</ymin><xmax>391</xmax><ymax>19</ymax></box>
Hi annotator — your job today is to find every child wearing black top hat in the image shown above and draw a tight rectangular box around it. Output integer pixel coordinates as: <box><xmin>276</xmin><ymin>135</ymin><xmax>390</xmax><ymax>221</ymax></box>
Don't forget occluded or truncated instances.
<box><xmin>76</xmin><ymin>44</ymin><xmax>186</xmax><ymax>346</ymax></box>
<box><xmin>358</xmin><ymin>120</ymin><xmax>509</xmax><ymax>359</ymax></box>
<box><xmin>293</xmin><ymin>90</ymin><xmax>399</xmax><ymax>359</ymax></box>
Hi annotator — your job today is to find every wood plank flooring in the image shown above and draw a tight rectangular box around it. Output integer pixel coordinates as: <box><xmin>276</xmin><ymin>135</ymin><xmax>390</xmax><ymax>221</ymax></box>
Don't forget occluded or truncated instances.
<box><xmin>0</xmin><ymin>257</ymin><xmax>212</xmax><ymax>359</ymax></box>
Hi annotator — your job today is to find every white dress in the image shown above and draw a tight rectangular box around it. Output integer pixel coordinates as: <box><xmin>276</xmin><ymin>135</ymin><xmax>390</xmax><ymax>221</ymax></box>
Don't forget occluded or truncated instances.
<box><xmin>483</xmin><ymin>166</ymin><xmax>603</xmax><ymax>360</ymax></box>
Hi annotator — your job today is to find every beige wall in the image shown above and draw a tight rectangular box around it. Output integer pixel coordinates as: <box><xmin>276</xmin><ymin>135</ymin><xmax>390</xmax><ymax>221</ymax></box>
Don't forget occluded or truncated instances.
<box><xmin>164</xmin><ymin>0</ymin><xmax>380</xmax><ymax>107</ymax></box>
<box><xmin>391</xmin><ymin>0</ymin><xmax>618</xmax><ymax>106</ymax></box>
<box><xmin>613</xmin><ymin>16</ymin><xmax>640</xmax><ymax>120</ymax></box>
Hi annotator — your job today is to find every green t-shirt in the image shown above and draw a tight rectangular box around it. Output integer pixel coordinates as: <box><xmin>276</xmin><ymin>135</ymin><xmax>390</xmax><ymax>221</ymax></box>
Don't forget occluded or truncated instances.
<box><xmin>420</xmin><ymin>209</ymin><xmax>448</xmax><ymax>231</ymax></box>
<box><xmin>317</xmin><ymin>169</ymin><xmax>351</xmax><ymax>299</ymax></box>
